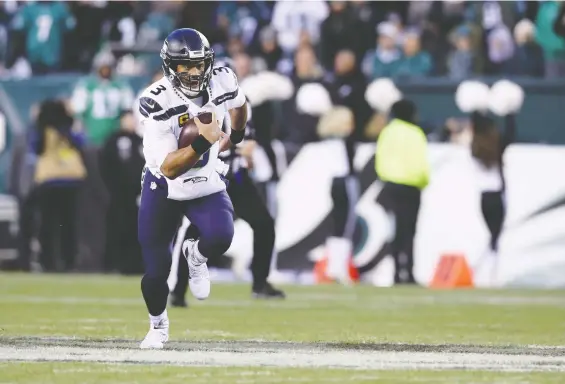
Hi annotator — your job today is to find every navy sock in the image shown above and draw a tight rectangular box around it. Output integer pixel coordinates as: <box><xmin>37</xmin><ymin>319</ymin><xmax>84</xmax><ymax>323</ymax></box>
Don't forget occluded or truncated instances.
<box><xmin>141</xmin><ymin>275</ymin><xmax>169</xmax><ymax>316</ymax></box>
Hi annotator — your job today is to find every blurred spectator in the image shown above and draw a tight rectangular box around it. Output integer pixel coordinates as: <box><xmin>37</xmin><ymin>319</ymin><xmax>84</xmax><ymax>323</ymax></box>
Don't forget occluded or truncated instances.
<box><xmin>387</xmin><ymin>12</ymin><xmax>406</xmax><ymax>46</ymax></box>
<box><xmin>553</xmin><ymin>2</ymin><xmax>565</xmax><ymax>39</ymax></box>
<box><xmin>216</xmin><ymin>1</ymin><xmax>271</xmax><ymax>50</ymax></box>
<box><xmin>348</xmin><ymin>1</ymin><xmax>378</xmax><ymax>60</ymax></box>
<box><xmin>447</xmin><ymin>25</ymin><xmax>476</xmax><ymax>79</ymax></box>
<box><xmin>394</xmin><ymin>28</ymin><xmax>433</xmax><ymax>78</ymax></box>
<box><xmin>365</xmin><ymin>21</ymin><xmax>402</xmax><ymax>79</ymax></box>
<box><xmin>282</xmin><ymin>45</ymin><xmax>325</xmax><ymax>143</ymax></box>
<box><xmin>232</xmin><ymin>51</ymin><xmax>253</xmax><ymax>80</ymax></box>
<box><xmin>292</xmin><ymin>44</ymin><xmax>325</xmax><ymax>83</ymax></box>
<box><xmin>270</xmin><ymin>0</ymin><xmax>329</xmax><ymax>55</ymax></box>
<box><xmin>137</xmin><ymin>6</ymin><xmax>175</xmax><ymax>45</ymax></box>
<box><xmin>484</xmin><ymin>25</ymin><xmax>514</xmax><ymax>75</ymax></box>
<box><xmin>136</xmin><ymin>3</ymin><xmax>176</xmax><ymax>73</ymax></box>
<box><xmin>226</xmin><ymin>34</ymin><xmax>246</xmax><ymax>58</ymax></box>
<box><xmin>70</xmin><ymin>51</ymin><xmax>134</xmax><ymax>147</ymax></box>
<box><xmin>419</xmin><ymin>1</ymin><xmax>467</xmax><ymax>76</ymax></box>
<box><xmin>319</xmin><ymin>1</ymin><xmax>361</xmax><ymax>71</ymax></box>
<box><xmin>252</xmin><ymin>26</ymin><xmax>284</xmax><ymax>72</ymax></box>
<box><xmin>65</xmin><ymin>1</ymin><xmax>105</xmax><ymax>73</ymax></box>
<box><xmin>31</xmin><ymin>99</ymin><xmax>86</xmax><ymax>272</ymax></box>
<box><xmin>0</xmin><ymin>2</ymin><xmax>17</xmax><ymax>70</ymax></box>
<box><xmin>100</xmin><ymin>111</ymin><xmax>144</xmax><ymax>275</ymax></box>
<box><xmin>103</xmin><ymin>1</ymin><xmax>137</xmax><ymax>49</ymax></box>
<box><xmin>536</xmin><ymin>0</ymin><xmax>565</xmax><ymax>78</ymax></box>
<box><xmin>506</xmin><ymin>19</ymin><xmax>544</xmax><ymax>77</ymax></box>
<box><xmin>326</xmin><ymin>50</ymin><xmax>372</xmax><ymax>141</ymax></box>
<box><xmin>177</xmin><ymin>2</ymin><xmax>225</xmax><ymax>47</ymax></box>
<box><xmin>472</xmin><ymin>0</ymin><xmax>522</xmax><ymax>74</ymax></box>
<box><xmin>10</xmin><ymin>1</ymin><xmax>76</xmax><ymax>75</ymax></box>
<box><xmin>407</xmin><ymin>1</ymin><xmax>434</xmax><ymax>28</ymax></box>
<box><xmin>474</xmin><ymin>1</ymin><xmax>521</xmax><ymax>33</ymax></box>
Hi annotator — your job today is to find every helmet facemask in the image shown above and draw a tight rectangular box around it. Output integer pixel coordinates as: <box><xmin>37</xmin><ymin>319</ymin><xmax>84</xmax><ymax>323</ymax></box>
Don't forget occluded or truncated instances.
<box><xmin>166</xmin><ymin>58</ymin><xmax>213</xmax><ymax>97</ymax></box>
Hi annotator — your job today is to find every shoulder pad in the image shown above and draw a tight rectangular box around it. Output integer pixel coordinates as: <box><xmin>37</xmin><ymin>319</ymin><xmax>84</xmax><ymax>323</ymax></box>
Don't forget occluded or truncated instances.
<box><xmin>138</xmin><ymin>79</ymin><xmax>173</xmax><ymax>120</ymax></box>
<box><xmin>138</xmin><ymin>96</ymin><xmax>164</xmax><ymax>118</ymax></box>
<box><xmin>141</xmin><ymin>79</ymin><xmax>171</xmax><ymax>102</ymax></box>
<box><xmin>211</xmin><ymin>66</ymin><xmax>238</xmax><ymax>92</ymax></box>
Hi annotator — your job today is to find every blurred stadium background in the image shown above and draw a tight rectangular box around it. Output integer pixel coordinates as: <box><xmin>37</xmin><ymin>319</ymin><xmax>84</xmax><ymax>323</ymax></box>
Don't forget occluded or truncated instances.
<box><xmin>0</xmin><ymin>1</ymin><xmax>565</xmax><ymax>383</ymax></box>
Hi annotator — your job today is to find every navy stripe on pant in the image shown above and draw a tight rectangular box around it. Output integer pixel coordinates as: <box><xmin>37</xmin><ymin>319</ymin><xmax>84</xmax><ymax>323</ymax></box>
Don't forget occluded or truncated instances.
<box><xmin>138</xmin><ymin>170</ymin><xmax>234</xmax><ymax>315</ymax></box>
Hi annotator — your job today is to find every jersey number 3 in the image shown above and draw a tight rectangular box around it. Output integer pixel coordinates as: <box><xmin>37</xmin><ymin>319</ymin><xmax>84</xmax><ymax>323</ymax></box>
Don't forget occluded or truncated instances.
<box><xmin>212</xmin><ymin>67</ymin><xmax>229</xmax><ymax>76</ymax></box>
<box><xmin>150</xmin><ymin>85</ymin><xmax>166</xmax><ymax>96</ymax></box>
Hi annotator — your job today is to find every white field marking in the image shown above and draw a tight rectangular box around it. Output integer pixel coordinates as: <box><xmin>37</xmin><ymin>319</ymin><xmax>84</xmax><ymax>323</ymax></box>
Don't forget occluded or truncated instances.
<box><xmin>2</xmin><ymin>293</ymin><xmax>564</xmax><ymax>310</ymax></box>
<box><xmin>3</xmin><ymin>336</ymin><xmax>565</xmax><ymax>352</ymax></box>
<box><xmin>0</xmin><ymin>346</ymin><xmax>565</xmax><ymax>372</ymax></box>
<box><xmin>0</xmin><ymin>295</ymin><xmax>415</xmax><ymax>311</ymax></box>
<box><xmin>290</xmin><ymin>293</ymin><xmax>565</xmax><ymax>307</ymax></box>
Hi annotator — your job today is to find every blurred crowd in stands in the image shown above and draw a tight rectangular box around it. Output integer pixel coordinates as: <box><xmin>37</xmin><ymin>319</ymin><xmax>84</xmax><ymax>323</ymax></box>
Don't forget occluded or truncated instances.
<box><xmin>2</xmin><ymin>0</ymin><xmax>565</xmax><ymax>273</ymax></box>
<box><xmin>1</xmin><ymin>0</ymin><xmax>565</xmax><ymax>80</ymax></box>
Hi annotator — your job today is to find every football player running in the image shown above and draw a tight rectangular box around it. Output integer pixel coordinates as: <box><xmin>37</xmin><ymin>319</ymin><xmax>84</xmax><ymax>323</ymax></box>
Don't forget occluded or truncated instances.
<box><xmin>137</xmin><ymin>28</ymin><xmax>247</xmax><ymax>349</ymax></box>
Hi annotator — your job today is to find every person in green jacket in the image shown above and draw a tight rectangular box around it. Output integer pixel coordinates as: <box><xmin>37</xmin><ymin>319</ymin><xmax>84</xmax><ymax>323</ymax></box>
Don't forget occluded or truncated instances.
<box><xmin>70</xmin><ymin>51</ymin><xmax>134</xmax><ymax>147</ymax></box>
<box><xmin>393</xmin><ymin>28</ymin><xmax>433</xmax><ymax>79</ymax></box>
<box><xmin>535</xmin><ymin>0</ymin><xmax>565</xmax><ymax>77</ymax></box>
<box><xmin>375</xmin><ymin>99</ymin><xmax>430</xmax><ymax>285</ymax></box>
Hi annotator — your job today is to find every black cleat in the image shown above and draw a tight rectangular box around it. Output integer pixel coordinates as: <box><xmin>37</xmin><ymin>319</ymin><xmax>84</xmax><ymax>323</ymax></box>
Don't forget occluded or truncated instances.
<box><xmin>252</xmin><ymin>282</ymin><xmax>286</xmax><ymax>300</ymax></box>
<box><xmin>169</xmin><ymin>294</ymin><xmax>189</xmax><ymax>308</ymax></box>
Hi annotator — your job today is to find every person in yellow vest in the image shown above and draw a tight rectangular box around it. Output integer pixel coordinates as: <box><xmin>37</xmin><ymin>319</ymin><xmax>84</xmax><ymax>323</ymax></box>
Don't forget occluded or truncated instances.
<box><xmin>375</xmin><ymin>99</ymin><xmax>429</xmax><ymax>285</ymax></box>
<box><xmin>32</xmin><ymin>99</ymin><xmax>87</xmax><ymax>271</ymax></box>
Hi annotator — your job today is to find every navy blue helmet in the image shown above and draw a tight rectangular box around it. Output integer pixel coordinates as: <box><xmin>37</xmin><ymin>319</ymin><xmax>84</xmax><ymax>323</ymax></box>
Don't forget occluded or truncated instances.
<box><xmin>160</xmin><ymin>28</ymin><xmax>215</xmax><ymax>97</ymax></box>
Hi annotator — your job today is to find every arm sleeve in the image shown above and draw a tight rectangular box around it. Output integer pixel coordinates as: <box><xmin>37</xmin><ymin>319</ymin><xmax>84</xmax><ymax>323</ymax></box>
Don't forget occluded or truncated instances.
<box><xmin>142</xmin><ymin>118</ymin><xmax>178</xmax><ymax>169</ymax></box>
<box><xmin>226</xmin><ymin>87</ymin><xmax>246</xmax><ymax>110</ymax></box>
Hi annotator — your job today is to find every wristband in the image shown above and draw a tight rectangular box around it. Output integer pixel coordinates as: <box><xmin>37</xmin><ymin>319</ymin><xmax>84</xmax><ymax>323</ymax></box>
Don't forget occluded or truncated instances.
<box><xmin>230</xmin><ymin>129</ymin><xmax>245</xmax><ymax>144</ymax></box>
<box><xmin>191</xmin><ymin>135</ymin><xmax>212</xmax><ymax>155</ymax></box>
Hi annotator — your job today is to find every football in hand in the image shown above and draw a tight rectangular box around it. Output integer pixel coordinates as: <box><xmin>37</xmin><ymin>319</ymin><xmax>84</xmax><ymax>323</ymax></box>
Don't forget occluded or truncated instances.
<box><xmin>178</xmin><ymin>112</ymin><xmax>213</xmax><ymax>148</ymax></box>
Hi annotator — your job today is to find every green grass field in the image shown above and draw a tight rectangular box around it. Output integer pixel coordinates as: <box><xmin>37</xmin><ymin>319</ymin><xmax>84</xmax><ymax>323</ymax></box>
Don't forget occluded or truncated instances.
<box><xmin>0</xmin><ymin>273</ymin><xmax>564</xmax><ymax>383</ymax></box>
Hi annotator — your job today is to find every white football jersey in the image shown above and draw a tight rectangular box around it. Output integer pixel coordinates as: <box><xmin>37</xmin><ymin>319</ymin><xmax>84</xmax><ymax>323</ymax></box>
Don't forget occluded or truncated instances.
<box><xmin>138</xmin><ymin>67</ymin><xmax>246</xmax><ymax>200</ymax></box>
